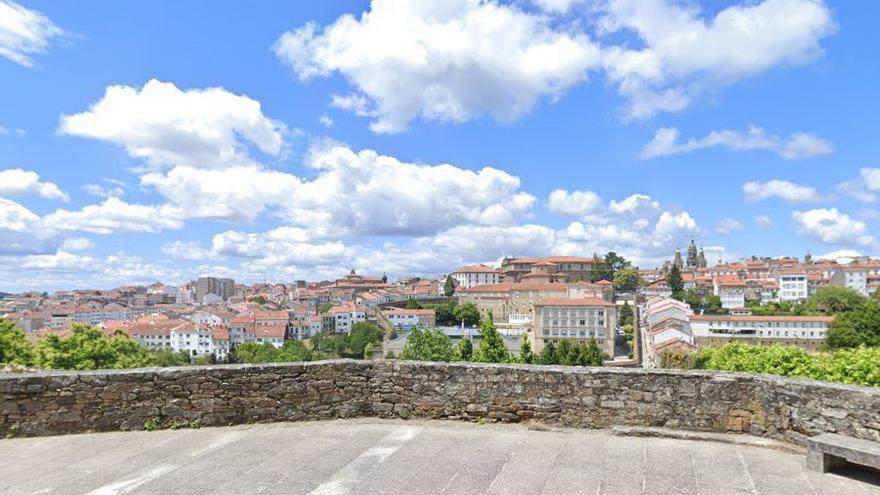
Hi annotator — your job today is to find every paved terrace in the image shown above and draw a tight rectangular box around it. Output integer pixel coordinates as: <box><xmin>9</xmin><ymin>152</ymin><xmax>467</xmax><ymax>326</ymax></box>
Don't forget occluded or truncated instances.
<box><xmin>2</xmin><ymin>420</ymin><xmax>878</xmax><ymax>495</ymax></box>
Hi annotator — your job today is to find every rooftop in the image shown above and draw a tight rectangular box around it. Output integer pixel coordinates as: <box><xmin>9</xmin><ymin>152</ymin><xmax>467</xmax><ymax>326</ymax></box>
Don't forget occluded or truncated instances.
<box><xmin>2</xmin><ymin>420</ymin><xmax>876</xmax><ymax>494</ymax></box>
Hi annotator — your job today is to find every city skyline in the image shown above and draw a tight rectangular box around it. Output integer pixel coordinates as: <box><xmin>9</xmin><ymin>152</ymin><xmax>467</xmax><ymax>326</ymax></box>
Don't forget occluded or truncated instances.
<box><xmin>2</xmin><ymin>0</ymin><xmax>879</xmax><ymax>292</ymax></box>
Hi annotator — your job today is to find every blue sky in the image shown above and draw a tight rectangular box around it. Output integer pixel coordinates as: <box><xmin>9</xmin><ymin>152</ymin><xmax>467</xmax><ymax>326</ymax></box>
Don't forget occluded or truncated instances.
<box><xmin>0</xmin><ymin>0</ymin><xmax>878</xmax><ymax>291</ymax></box>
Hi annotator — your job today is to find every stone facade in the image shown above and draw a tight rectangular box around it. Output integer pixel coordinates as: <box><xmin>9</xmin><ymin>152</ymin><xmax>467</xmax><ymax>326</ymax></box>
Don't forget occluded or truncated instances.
<box><xmin>2</xmin><ymin>361</ymin><xmax>879</xmax><ymax>445</ymax></box>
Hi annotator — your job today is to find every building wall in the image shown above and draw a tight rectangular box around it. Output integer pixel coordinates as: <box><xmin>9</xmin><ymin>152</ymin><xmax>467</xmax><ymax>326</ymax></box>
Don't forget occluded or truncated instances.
<box><xmin>532</xmin><ymin>304</ymin><xmax>616</xmax><ymax>356</ymax></box>
<box><xmin>3</xmin><ymin>361</ymin><xmax>879</xmax><ymax>447</ymax></box>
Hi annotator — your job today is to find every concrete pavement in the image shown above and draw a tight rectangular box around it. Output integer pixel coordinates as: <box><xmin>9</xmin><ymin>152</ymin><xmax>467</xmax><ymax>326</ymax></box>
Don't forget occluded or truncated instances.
<box><xmin>1</xmin><ymin>419</ymin><xmax>878</xmax><ymax>494</ymax></box>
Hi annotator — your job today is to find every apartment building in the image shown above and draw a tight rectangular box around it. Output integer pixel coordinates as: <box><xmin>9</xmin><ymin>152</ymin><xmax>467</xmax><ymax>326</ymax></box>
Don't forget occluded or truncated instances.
<box><xmin>830</xmin><ymin>267</ymin><xmax>869</xmax><ymax>296</ymax></box>
<box><xmin>531</xmin><ymin>298</ymin><xmax>616</xmax><ymax>357</ymax></box>
<box><xmin>327</xmin><ymin>303</ymin><xmax>367</xmax><ymax>333</ymax></box>
<box><xmin>451</xmin><ymin>265</ymin><xmax>501</xmax><ymax>289</ymax></box>
<box><xmin>773</xmin><ymin>268</ymin><xmax>809</xmax><ymax>302</ymax></box>
<box><xmin>690</xmin><ymin>315</ymin><xmax>833</xmax><ymax>352</ymax></box>
<box><xmin>713</xmin><ymin>276</ymin><xmax>745</xmax><ymax>309</ymax></box>
<box><xmin>195</xmin><ymin>277</ymin><xmax>236</xmax><ymax>303</ymax></box>
<box><xmin>641</xmin><ymin>296</ymin><xmax>696</xmax><ymax>368</ymax></box>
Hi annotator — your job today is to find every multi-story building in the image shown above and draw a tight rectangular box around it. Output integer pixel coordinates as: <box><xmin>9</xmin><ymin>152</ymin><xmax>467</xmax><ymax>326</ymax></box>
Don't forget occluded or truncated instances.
<box><xmin>830</xmin><ymin>267</ymin><xmax>869</xmax><ymax>296</ymax></box>
<box><xmin>773</xmin><ymin>268</ymin><xmax>808</xmax><ymax>302</ymax></box>
<box><xmin>194</xmin><ymin>277</ymin><xmax>235</xmax><ymax>303</ymax></box>
<box><xmin>642</xmin><ymin>296</ymin><xmax>696</xmax><ymax>367</ymax></box>
<box><xmin>327</xmin><ymin>303</ymin><xmax>366</xmax><ymax>333</ymax></box>
<box><xmin>451</xmin><ymin>265</ymin><xmax>501</xmax><ymax>289</ymax></box>
<box><xmin>381</xmin><ymin>309</ymin><xmax>436</xmax><ymax>330</ymax></box>
<box><xmin>713</xmin><ymin>276</ymin><xmax>745</xmax><ymax>309</ymax></box>
<box><xmin>499</xmin><ymin>256</ymin><xmax>593</xmax><ymax>283</ymax></box>
<box><xmin>531</xmin><ymin>298</ymin><xmax>616</xmax><ymax>357</ymax></box>
<box><xmin>690</xmin><ymin>315</ymin><xmax>833</xmax><ymax>352</ymax></box>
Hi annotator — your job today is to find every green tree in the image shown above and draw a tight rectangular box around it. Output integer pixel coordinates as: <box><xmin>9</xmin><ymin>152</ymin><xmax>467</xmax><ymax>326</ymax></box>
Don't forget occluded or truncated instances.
<box><xmin>618</xmin><ymin>302</ymin><xmax>633</xmax><ymax>327</ymax></box>
<box><xmin>444</xmin><ymin>275</ymin><xmax>456</xmax><ymax>297</ymax></box>
<box><xmin>604</xmin><ymin>252</ymin><xmax>631</xmax><ymax>280</ymax></box>
<box><xmin>404</xmin><ymin>299</ymin><xmax>422</xmax><ymax>310</ymax></box>
<box><xmin>248</xmin><ymin>295</ymin><xmax>268</xmax><ymax>305</ymax></box>
<box><xmin>581</xmin><ymin>338</ymin><xmax>606</xmax><ymax>366</ymax></box>
<box><xmin>453</xmin><ymin>302</ymin><xmax>480</xmax><ymax>327</ymax></box>
<box><xmin>147</xmin><ymin>348</ymin><xmax>192</xmax><ymax>367</ymax></box>
<box><xmin>0</xmin><ymin>319</ymin><xmax>34</xmax><ymax>366</ymax></box>
<box><xmin>613</xmin><ymin>267</ymin><xmax>643</xmax><ymax>292</ymax></box>
<box><xmin>454</xmin><ymin>337</ymin><xmax>473</xmax><ymax>361</ymax></box>
<box><xmin>805</xmin><ymin>286</ymin><xmax>866</xmax><ymax>315</ymax></box>
<box><xmin>473</xmin><ymin>313</ymin><xmax>509</xmax><ymax>363</ymax></box>
<box><xmin>318</xmin><ymin>302</ymin><xmax>333</xmax><ymax>314</ymax></box>
<box><xmin>433</xmin><ymin>300</ymin><xmax>458</xmax><ymax>325</ymax></box>
<box><xmin>34</xmin><ymin>324</ymin><xmax>154</xmax><ymax>370</ymax></box>
<box><xmin>540</xmin><ymin>341</ymin><xmax>558</xmax><ymax>365</ymax></box>
<box><xmin>591</xmin><ymin>253</ymin><xmax>611</xmax><ymax>282</ymax></box>
<box><xmin>704</xmin><ymin>295</ymin><xmax>724</xmax><ymax>314</ymax></box>
<box><xmin>826</xmin><ymin>300</ymin><xmax>880</xmax><ymax>348</ymax></box>
<box><xmin>556</xmin><ymin>339</ymin><xmax>577</xmax><ymax>365</ymax></box>
<box><xmin>519</xmin><ymin>334</ymin><xmax>534</xmax><ymax>364</ymax></box>
<box><xmin>347</xmin><ymin>322</ymin><xmax>384</xmax><ymax>358</ymax></box>
<box><xmin>667</xmin><ymin>264</ymin><xmax>684</xmax><ymax>298</ymax></box>
<box><xmin>400</xmin><ymin>328</ymin><xmax>455</xmax><ymax>362</ymax></box>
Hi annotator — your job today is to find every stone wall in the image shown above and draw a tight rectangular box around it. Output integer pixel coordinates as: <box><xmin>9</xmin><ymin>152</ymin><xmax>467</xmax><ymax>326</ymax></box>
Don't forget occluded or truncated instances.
<box><xmin>2</xmin><ymin>360</ymin><xmax>879</xmax><ymax>444</ymax></box>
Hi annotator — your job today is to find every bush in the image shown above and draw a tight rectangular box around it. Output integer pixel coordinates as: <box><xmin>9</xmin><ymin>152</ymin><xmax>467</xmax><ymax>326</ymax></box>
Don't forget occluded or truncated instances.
<box><xmin>400</xmin><ymin>328</ymin><xmax>454</xmax><ymax>362</ymax></box>
<box><xmin>689</xmin><ymin>343</ymin><xmax>880</xmax><ymax>387</ymax></box>
<box><xmin>0</xmin><ymin>319</ymin><xmax>34</xmax><ymax>366</ymax></box>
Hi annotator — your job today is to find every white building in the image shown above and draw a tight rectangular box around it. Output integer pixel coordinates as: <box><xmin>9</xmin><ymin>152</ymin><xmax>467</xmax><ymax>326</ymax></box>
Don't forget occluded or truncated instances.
<box><xmin>775</xmin><ymin>269</ymin><xmax>808</xmax><ymax>302</ymax></box>
<box><xmin>830</xmin><ymin>267</ymin><xmax>869</xmax><ymax>296</ymax></box>
<box><xmin>327</xmin><ymin>303</ymin><xmax>366</xmax><ymax>333</ymax></box>
<box><xmin>691</xmin><ymin>315</ymin><xmax>833</xmax><ymax>352</ymax></box>
<box><xmin>382</xmin><ymin>309</ymin><xmax>436</xmax><ymax>330</ymax></box>
<box><xmin>713</xmin><ymin>276</ymin><xmax>745</xmax><ymax>309</ymax></box>
<box><xmin>451</xmin><ymin>265</ymin><xmax>501</xmax><ymax>289</ymax></box>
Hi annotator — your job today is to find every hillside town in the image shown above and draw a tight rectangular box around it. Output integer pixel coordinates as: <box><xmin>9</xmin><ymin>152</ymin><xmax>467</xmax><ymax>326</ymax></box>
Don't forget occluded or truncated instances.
<box><xmin>3</xmin><ymin>247</ymin><xmax>878</xmax><ymax>368</ymax></box>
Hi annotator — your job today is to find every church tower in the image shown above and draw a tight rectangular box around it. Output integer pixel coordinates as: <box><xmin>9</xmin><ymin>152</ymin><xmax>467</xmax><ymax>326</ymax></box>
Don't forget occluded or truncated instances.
<box><xmin>673</xmin><ymin>246</ymin><xmax>683</xmax><ymax>269</ymax></box>
<box><xmin>698</xmin><ymin>244</ymin><xmax>708</xmax><ymax>268</ymax></box>
<box><xmin>686</xmin><ymin>238</ymin><xmax>698</xmax><ymax>269</ymax></box>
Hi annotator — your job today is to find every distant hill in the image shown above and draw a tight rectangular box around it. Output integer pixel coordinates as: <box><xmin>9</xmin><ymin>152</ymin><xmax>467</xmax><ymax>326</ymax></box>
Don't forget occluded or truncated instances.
<box><xmin>0</xmin><ymin>292</ymin><xmax>11</xmax><ymax>299</ymax></box>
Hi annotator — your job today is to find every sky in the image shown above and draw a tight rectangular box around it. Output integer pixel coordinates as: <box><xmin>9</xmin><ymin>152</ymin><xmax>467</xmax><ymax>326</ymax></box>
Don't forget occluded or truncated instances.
<box><xmin>0</xmin><ymin>0</ymin><xmax>879</xmax><ymax>292</ymax></box>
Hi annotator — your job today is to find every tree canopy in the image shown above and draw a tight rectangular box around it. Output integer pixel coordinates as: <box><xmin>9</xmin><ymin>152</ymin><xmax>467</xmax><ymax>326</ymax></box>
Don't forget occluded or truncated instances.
<box><xmin>0</xmin><ymin>319</ymin><xmax>34</xmax><ymax>365</ymax></box>
<box><xmin>613</xmin><ymin>267</ymin><xmax>643</xmax><ymax>292</ymax></box>
<box><xmin>473</xmin><ymin>313</ymin><xmax>509</xmax><ymax>363</ymax></box>
<box><xmin>804</xmin><ymin>286</ymin><xmax>866</xmax><ymax>315</ymax></box>
<box><xmin>453</xmin><ymin>302</ymin><xmax>480</xmax><ymax>327</ymax></box>
<box><xmin>827</xmin><ymin>299</ymin><xmax>880</xmax><ymax>349</ymax></box>
<box><xmin>444</xmin><ymin>275</ymin><xmax>455</xmax><ymax>297</ymax></box>
<box><xmin>667</xmin><ymin>265</ymin><xmax>684</xmax><ymax>298</ymax></box>
<box><xmin>400</xmin><ymin>328</ymin><xmax>454</xmax><ymax>362</ymax></box>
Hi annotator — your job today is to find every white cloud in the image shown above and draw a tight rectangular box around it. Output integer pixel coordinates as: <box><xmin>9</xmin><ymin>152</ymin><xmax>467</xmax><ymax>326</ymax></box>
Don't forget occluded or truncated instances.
<box><xmin>0</xmin><ymin>168</ymin><xmax>69</xmax><ymax>201</ymax></box>
<box><xmin>0</xmin><ymin>197</ymin><xmax>60</xmax><ymax>255</ymax></box>
<box><xmin>0</xmin><ymin>251</ymin><xmax>181</xmax><ymax>291</ymax></box>
<box><xmin>275</xmin><ymin>0</ymin><xmax>835</xmax><ymax>132</ymax></box>
<box><xmin>837</xmin><ymin>168</ymin><xmax>880</xmax><ymax>203</ymax></box>
<box><xmin>318</xmin><ymin>114</ymin><xmax>334</xmax><ymax>127</ymax></box>
<box><xmin>792</xmin><ymin>208</ymin><xmax>876</xmax><ymax>248</ymax></box>
<box><xmin>641</xmin><ymin>126</ymin><xmax>832</xmax><ymax>160</ymax></box>
<box><xmin>140</xmin><ymin>165</ymin><xmax>302</xmax><ymax>223</ymax></box>
<box><xmin>546</xmin><ymin>189</ymin><xmax>602</xmax><ymax>217</ymax></box>
<box><xmin>743</xmin><ymin>179</ymin><xmax>823</xmax><ymax>203</ymax></box>
<box><xmin>0</xmin><ymin>196</ymin><xmax>39</xmax><ymax>231</ymax></box>
<box><xmin>161</xmin><ymin>240</ymin><xmax>219</xmax><ymax>261</ymax></box>
<box><xmin>59</xmin><ymin>79</ymin><xmax>287</xmax><ymax>170</ymax></box>
<box><xmin>816</xmin><ymin>249</ymin><xmax>862</xmax><ymax>263</ymax></box>
<box><xmin>600</xmin><ymin>0</ymin><xmax>836</xmax><ymax>118</ymax></box>
<box><xmin>287</xmin><ymin>145</ymin><xmax>536</xmax><ymax>236</ymax></box>
<box><xmin>59</xmin><ymin>237</ymin><xmax>93</xmax><ymax>251</ymax></box>
<box><xmin>754</xmin><ymin>215</ymin><xmax>773</xmax><ymax>227</ymax></box>
<box><xmin>532</xmin><ymin>0</ymin><xmax>584</xmax><ymax>14</ymax></box>
<box><xmin>275</xmin><ymin>0</ymin><xmax>601</xmax><ymax>133</ymax></box>
<box><xmin>83</xmin><ymin>178</ymin><xmax>126</xmax><ymax>199</ymax></box>
<box><xmin>0</xmin><ymin>0</ymin><xmax>63</xmax><ymax>67</ymax></box>
<box><xmin>42</xmin><ymin>197</ymin><xmax>184</xmax><ymax>234</ymax></box>
<box><xmin>715</xmin><ymin>218</ymin><xmax>743</xmax><ymax>235</ymax></box>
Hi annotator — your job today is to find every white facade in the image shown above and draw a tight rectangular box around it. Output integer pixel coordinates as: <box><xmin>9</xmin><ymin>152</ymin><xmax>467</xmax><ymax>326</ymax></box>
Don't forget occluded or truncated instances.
<box><xmin>451</xmin><ymin>266</ymin><xmax>500</xmax><ymax>289</ymax></box>
<box><xmin>778</xmin><ymin>274</ymin><xmax>808</xmax><ymax>302</ymax></box>
<box><xmin>691</xmin><ymin>316</ymin><xmax>830</xmax><ymax>343</ymax></box>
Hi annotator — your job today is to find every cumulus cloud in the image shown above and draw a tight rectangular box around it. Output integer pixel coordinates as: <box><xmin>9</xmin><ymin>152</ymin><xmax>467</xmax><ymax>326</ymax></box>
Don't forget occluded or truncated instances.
<box><xmin>546</xmin><ymin>189</ymin><xmax>602</xmax><ymax>217</ymax></box>
<box><xmin>641</xmin><ymin>126</ymin><xmax>832</xmax><ymax>160</ymax></box>
<box><xmin>743</xmin><ymin>179</ymin><xmax>824</xmax><ymax>203</ymax></box>
<box><xmin>0</xmin><ymin>168</ymin><xmax>69</xmax><ymax>201</ymax></box>
<box><xmin>59</xmin><ymin>79</ymin><xmax>287</xmax><ymax>170</ymax></box>
<box><xmin>837</xmin><ymin>168</ymin><xmax>880</xmax><ymax>203</ymax></box>
<box><xmin>600</xmin><ymin>0</ymin><xmax>836</xmax><ymax>118</ymax></box>
<box><xmin>715</xmin><ymin>218</ymin><xmax>743</xmax><ymax>235</ymax></box>
<box><xmin>792</xmin><ymin>208</ymin><xmax>876</xmax><ymax>248</ymax></box>
<box><xmin>274</xmin><ymin>0</ymin><xmax>601</xmax><ymax>133</ymax></box>
<box><xmin>287</xmin><ymin>145</ymin><xmax>536</xmax><ymax>236</ymax></box>
<box><xmin>318</xmin><ymin>114</ymin><xmax>334</xmax><ymax>127</ymax></box>
<box><xmin>42</xmin><ymin>198</ymin><xmax>184</xmax><ymax>234</ymax></box>
<box><xmin>83</xmin><ymin>178</ymin><xmax>126</xmax><ymax>199</ymax></box>
<box><xmin>275</xmin><ymin>0</ymin><xmax>835</xmax><ymax>131</ymax></box>
<box><xmin>0</xmin><ymin>0</ymin><xmax>63</xmax><ymax>67</ymax></box>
